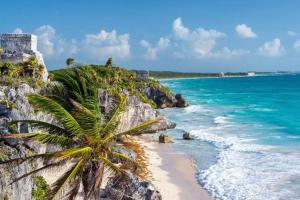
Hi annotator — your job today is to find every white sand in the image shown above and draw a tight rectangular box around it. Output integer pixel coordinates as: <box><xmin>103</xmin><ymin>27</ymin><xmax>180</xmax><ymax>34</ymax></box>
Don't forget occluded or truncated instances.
<box><xmin>138</xmin><ymin>135</ymin><xmax>214</xmax><ymax>200</ymax></box>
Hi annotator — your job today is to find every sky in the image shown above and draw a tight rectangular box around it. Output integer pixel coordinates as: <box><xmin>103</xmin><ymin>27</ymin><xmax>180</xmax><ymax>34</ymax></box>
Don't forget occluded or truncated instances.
<box><xmin>1</xmin><ymin>0</ymin><xmax>300</xmax><ymax>72</ymax></box>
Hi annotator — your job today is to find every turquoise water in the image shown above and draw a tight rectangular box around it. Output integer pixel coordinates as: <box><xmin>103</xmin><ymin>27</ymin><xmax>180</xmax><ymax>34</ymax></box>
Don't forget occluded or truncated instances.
<box><xmin>160</xmin><ymin>74</ymin><xmax>300</xmax><ymax>200</ymax></box>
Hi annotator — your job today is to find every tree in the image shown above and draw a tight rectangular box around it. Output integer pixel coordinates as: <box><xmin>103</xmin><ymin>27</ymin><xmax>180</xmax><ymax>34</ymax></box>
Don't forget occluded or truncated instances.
<box><xmin>0</xmin><ymin>67</ymin><xmax>160</xmax><ymax>200</ymax></box>
<box><xmin>105</xmin><ymin>57</ymin><xmax>113</xmax><ymax>68</ymax></box>
<box><xmin>66</xmin><ymin>57</ymin><xmax>74</xmax><ymax>66</ymax></box>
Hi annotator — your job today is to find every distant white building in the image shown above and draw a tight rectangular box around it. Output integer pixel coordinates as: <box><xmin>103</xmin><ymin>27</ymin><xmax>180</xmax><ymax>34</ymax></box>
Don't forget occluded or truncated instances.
<box><xmin>219</xmin><ymin>72</ymin><xmax>225</xmax><ymax>77</ymax></box>
<box><xmin>247</xmin><ymin>71</ymin><xmax>256</xmax><ymax>76</ymax></box>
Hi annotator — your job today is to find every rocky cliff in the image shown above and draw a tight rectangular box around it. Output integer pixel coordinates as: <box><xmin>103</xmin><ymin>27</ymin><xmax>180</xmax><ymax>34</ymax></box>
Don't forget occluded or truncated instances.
<box><xmin>145</xmin><ymin>85</ymin><xmax>188</xmax><ymax>108</ymax></box>
<box><xmin>0</xmin><ymin>83</ymin><xmax>174</xmax><ymax>199</ymax></box>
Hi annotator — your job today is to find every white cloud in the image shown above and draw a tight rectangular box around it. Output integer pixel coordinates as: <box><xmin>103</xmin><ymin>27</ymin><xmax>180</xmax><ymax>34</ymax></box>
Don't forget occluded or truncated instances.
<box><xmin>140</xmin><ymin>37</ymin><xmax>170</xmax><ymax>60</ymax></box>
<box><xmin>235</xmin><ymin>24</ymin><xmax>257</xmax><ymax>38</ymax></box>
<box><xmin>13</xmin><ymin>28</ymin><xmax>23</xmax><ymax>34</ymax></box>
<box><xmin>172</xmin><ymin>17</ymin><xmax>226</xmax><ymax>58</ymax></box>
<box><xmin>293</xmin><ymin>39</ymin><xmax>300</xmax><ymax>49</ymax></box>
<box><xmin>82</xmin><ymin>30</ymin><xmax>130</xmax><ymax>60</ymax></box>
<box><xmin>34</xmin><ymin>25</ymin><xmax>77</xmax><ymax>58</ymax></box>
<box><xmin>258</xmin><ymin>38</ymin><xmax>285</xmax><ymax>57</ymax></box>
<box><xmin>209</xmin><ymin>47</ymin><xmax>250</xmax><ymax>59</ymax></box>
<box><xmin>288</xmin><ymin>31</ymin><xmax>297</xmax><ymax>36</ymax></box>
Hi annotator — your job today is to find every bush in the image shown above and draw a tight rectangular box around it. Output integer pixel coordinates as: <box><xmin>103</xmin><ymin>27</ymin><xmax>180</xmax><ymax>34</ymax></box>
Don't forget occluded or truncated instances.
<box><xmin>31</xmin><ymin>176</ymin><xmax>49</xmax><ymax>200</ymax></box>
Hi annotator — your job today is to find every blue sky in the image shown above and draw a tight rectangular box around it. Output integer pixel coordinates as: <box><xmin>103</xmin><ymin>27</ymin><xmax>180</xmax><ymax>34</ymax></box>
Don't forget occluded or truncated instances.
<box><xmin>1</xmin><ymin>0</ymin><xmax>300</xmax><ymax>72</ymax></box>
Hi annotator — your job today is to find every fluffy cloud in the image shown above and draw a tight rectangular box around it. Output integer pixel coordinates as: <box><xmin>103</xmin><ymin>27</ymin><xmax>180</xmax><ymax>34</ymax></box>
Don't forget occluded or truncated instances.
<box><xmin>235</xmin><ymin>24</ymin><xmax>257</xmax><ymax>38</ymax></box>
<box><xmin>13</xmin><ymin>28</ymin><xmax>23</xmax><ymax>34</ymax></box>
<box><xmin>258</xmin><ymin>38</ymin><xmax>285</xmax><ymax>57</ymax></box>
<box><xmin>293</xmin><ymin>39</ymin><xmax>300</xmax><ymax>49</ymax></box>
<box><xmin>82</xmin><ymin>30</ymin><xmax>130</xmax><ymax>60</ymax></box>
<box><xmin>140</xmin><ymin>37</ymin><xmax>170</xmax><ymax>60</ymax></box>
<box><xmin>34</xmin><ymin>25</ymin><xmax>77</xmax><ymax>58</ymax></box>
<box><xmin>288</xmin><ymin>31</ymin><xmax>297</xmax><ymax>36</ymax></box>
<box><xmin>172</xmin><ymin>17</ymin><xmax>226</xmax><ymax>58</ymax></box>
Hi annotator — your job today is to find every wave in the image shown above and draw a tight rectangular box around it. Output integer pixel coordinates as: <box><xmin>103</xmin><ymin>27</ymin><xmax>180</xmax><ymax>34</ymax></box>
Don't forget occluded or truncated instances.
<box><xmin>190</xmin><ymin>129</ymin><xmax>300</xmax><ymax>200</ymax></box>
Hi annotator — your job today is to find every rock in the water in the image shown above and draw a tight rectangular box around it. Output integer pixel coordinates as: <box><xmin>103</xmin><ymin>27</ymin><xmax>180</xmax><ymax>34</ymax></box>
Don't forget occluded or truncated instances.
<box><xmin>145</xmin><ymin>85</ymin><xmax>188</xmax><ymax>109</ymax></box>
<box><xmin>183</xmin><ymin>132</ymin><xmax>194</xmax><ymax>140</ymax></box>
<box><xmin>158</xmin><ymin>133</ymin><xmax>173</xmax><ymax>143</ymax></box>
<box><xmin>104</xmin><ymin>172</ymin><xmax>162</xmax><ymax>200</ymax></box>
<box><xmin>175</xmin><ymin>94</ymin><xmax>188</xmax><ymax>107</ymax></box>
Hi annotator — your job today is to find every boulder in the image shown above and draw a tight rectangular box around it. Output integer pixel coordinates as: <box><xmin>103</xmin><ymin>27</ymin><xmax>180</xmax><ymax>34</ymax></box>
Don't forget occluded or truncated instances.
<box><xmin>183</xmin><ymin>132</ymin><xmax>194</xmax><ymax>140</ymax></box>
<box><xmin>175</xmin><ymin>94</ymin><xmax>188</xmax><ymax>107</ymax></box>
<box><xmin>158</xmin><ymin>133</ymin><xmax>173</xmax><ymax>143</ymax></box>
<box><xmin>104</xmin><ymin>172</ymin><xmax>162</xmax><ymax>200</ymax></box>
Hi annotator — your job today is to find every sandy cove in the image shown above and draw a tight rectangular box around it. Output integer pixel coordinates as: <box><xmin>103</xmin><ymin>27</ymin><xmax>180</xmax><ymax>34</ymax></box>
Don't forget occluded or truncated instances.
<box><xmin>137</xmin><ymin>134</ymin><xmax>214</xmax><ymax>200</ymax></box>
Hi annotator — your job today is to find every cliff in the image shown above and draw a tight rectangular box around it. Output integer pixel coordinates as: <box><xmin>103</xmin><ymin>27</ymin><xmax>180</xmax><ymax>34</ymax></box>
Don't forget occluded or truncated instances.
<box><xmin>0</xmin><ymin>83</ymin><xmax>175</xmax><ymax>199</ymax></box>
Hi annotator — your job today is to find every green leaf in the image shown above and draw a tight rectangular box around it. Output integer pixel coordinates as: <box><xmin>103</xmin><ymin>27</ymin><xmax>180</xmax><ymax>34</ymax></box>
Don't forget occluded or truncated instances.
<box><xmin>28</xmin><ymin>94</ymin><xmax>84</xmax><ymax>138</ymax></box>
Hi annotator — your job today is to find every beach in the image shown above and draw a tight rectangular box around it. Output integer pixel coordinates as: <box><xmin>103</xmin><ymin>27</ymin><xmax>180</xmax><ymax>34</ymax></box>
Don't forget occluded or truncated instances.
<box><xmin>138</xmin><ymin>134</ymin><xmax>213</xmax><ymax>200</ymax></box>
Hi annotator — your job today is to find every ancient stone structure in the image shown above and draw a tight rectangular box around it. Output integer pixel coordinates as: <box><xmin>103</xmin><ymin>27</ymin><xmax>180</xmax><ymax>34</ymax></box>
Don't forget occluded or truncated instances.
<box><xmin>0</xmin><ymin>33</ymin><xmax>48</xmax><ymax>80</ymax></box>
<box><xmin>135</xmin><ymin>70</ymin><xmax>149</xmax><ymax>79</ymax></box>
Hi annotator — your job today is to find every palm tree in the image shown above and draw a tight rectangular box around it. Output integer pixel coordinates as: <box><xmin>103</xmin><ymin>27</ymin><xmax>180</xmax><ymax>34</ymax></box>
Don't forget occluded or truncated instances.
<box><xmin>105</xmin><ymin>57</ymin><xmax>113</xmax><ymax>68</ymax></box>
<box><xmin>0</xmin><ymin>67</ymin><xmax>160</xmax><ymax>200</ymax></box>
<box><xmin>66</xmin><ymin>58</ymin><xmax>74</xmax><ymax>66</ymax></box>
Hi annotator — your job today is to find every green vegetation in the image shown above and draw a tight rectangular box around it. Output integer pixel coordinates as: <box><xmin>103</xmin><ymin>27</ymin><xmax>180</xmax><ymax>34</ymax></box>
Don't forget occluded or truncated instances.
<box><xmin>0</xmin><ymin>66</ymin><xmax>160</xmax><ymax>199</ymax></box>
<box><xmin>0</xmin><ymin>57</ymin><xmax>46</xmax><ymax>88</ymax></box>
<box><xmin>149</xmin><ymin>70</ymin><xmax>249</xmax><ymax>79</ymax></box>
<box><xmin>32</xmin><ymin>176</ymin><xmax>50</xmax><ymax>200</ymax></box>
<box><xmin>52</xmin><ymin>65</ymin><xmax>171</xmax><ymax>108</ymax></box>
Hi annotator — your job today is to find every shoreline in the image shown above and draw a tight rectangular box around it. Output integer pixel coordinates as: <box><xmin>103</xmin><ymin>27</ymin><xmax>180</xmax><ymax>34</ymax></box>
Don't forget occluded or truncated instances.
<box><xmin>137</xmin><ymin>134</ymin><xmax>213</xmax><ymax>200</ymax></box>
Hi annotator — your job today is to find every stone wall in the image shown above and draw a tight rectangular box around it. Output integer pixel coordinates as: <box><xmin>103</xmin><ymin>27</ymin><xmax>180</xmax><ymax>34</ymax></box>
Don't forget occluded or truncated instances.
<box><xmin>0</xmin><ymin>33</ymin><xmax>37</xmax><ymax>52</ymax></box>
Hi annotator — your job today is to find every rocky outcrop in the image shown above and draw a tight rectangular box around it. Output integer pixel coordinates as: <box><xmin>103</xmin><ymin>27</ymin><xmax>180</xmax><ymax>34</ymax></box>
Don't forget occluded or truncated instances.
<box><xmin>0</xmin><ymin>84</ymin><xmax>176</xmax><ymax>199</ymax></box>
<box><xmin>0</xmin><ymin>84</ymin><xmax>55</xmax><ymax>199</ymax></box>
<box><xmin>0</xmin><ymin>140</ymin><xmax>35</xmax><ymax>200</ymax></box>
<box><xmin>103</xmin><ymin>172</ymin><xmax>162</xmax><ymax>200</ymax></box>
<box><xmin>145</xmin><ymin>85</ymin><xmax>188</xmax><ymax>108</ymax></box>
<box><xmin>99</xmin><ymin>89</ymin><xmax>176</xmax><ymax>133</ymax></box>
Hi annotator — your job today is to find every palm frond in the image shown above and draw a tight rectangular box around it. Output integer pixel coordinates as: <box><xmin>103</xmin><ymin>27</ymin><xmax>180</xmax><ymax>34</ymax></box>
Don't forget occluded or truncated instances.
<box><xmin>47</xmin><ymin>159</ymin><xmax>85</xmax><ymax>200</ymax></box>
<box><xmin>28</xmin><ymin>94</ymin><xmax>84</xmax><ymax>137</ymax></box>
<box><xmin>0</xmin><ymin>152</ymin><xmax>56</xmax><ymax>165</ymax></box>
<box><xmin>117</xmin><ymin>118</ymin><xmax>161</xmax><ymax>136</ymax></box>
<box><xmin>100</xmin><ymin>95</ymin><xmax>127</xmax><ymax>137</ymax></box>
<box><xmin>11</xmin><ymin>161</ymin><xmax>62</xmax><ymax>184</ymax></box>
<box><xmin>70</xmin><ymin>99</ymin><xmax>102</xmax><ymax>138</ymax></box>
<box><xmin>3</xmin><ymin>133</ymin><xmax>74</xmax><ymax>147</ymax></box>
<box><xmin>102</xmin><ymin>118</ymin><xmax>161</xmax><ymax>144</ymax></box>
<box><xmin>10</xmin><ymin>120</ymin><xmax>69</xmax><ymax>136</ymax></box>
<box><xmin>53</xmin><ymin>147</ymin><xmax>92</xmax><ymax>160</ymax></box>
<box><xmin>99</xmin><ymin>155</ymin><xmax>122</xmax><ymax>173</ymax></box>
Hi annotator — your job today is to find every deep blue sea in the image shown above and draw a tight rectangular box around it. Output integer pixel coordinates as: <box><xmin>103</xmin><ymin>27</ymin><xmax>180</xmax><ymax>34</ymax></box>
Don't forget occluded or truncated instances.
<box><xmin>160</xmin><ymin>74</ymin><xmax>300</xmax><ymax>200</ymax></box>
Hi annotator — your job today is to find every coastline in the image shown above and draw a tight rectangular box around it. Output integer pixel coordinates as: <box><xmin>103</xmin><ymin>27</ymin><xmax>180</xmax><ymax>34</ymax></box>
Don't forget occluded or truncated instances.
<box><xmin>137</xmin><ymin>134</ymin><xmax>213</xmax><ymax>200</ymax></box>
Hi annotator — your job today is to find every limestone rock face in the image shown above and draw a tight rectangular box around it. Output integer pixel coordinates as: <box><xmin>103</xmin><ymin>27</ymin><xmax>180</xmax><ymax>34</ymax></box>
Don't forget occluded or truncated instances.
<box><xmin>0</xmin><ymin>141</ymin><xmax>35</xmax><ymax>200</ymax></box>
<box><xmin>0</xmin><ymin>84</ymin><xmax>55</xmax><ymax>199</ymax></box>
<box><xmin>0</xmin><ymin>84</ymin><xmax>176</xmax><ymax>199</ymax></box>
<box><xmin>145</xmin><ymin>85</ymin><xmax>188</xmax><ymax>108</ymax></box>
<box><xmin>98</xmin><ymin>89</ymin><xmax>176</xmax><ymax>133</ymax></box>
<box><xmin>104</xmin><ymin>172</ymin><xmax>162</xmax><ymax>200</ymax></box>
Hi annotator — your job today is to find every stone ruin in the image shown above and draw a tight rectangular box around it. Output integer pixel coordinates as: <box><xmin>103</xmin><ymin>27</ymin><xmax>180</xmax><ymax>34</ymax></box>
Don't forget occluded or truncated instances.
<box><xmin>0</xmin><ymin>33</ymin><xmax>48</xmax><ymax>81</ymax></box>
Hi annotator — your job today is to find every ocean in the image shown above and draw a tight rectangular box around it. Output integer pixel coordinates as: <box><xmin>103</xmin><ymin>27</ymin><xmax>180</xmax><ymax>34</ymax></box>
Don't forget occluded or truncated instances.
<box><xmin>160</xmin><ymin>74</ymin><xmax>300</xmax><ymax>200</ymax></box>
